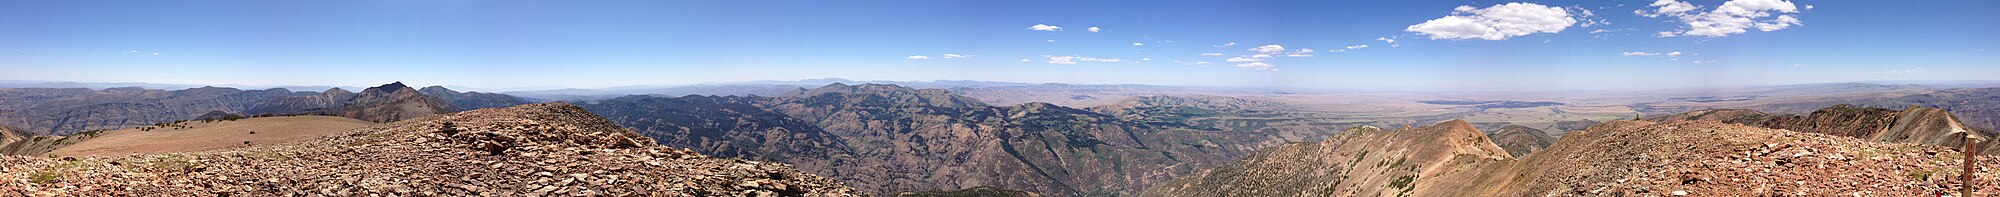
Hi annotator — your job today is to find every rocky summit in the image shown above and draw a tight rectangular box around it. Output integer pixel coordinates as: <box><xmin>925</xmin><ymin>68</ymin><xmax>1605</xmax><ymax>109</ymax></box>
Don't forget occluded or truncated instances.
<box><xmin>0</xmin><ymin>103</ymin><xmax>859</xmax><ymax>196</ymax></box>
<box><xmin>1651</xmin><ymin>104</ymin><xmax>2000</xmax><ymax>154</ymax></box>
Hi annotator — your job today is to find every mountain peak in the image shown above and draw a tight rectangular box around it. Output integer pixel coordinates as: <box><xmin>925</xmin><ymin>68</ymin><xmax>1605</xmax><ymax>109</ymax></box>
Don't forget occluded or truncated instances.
<box><xmin>361</xmin><ymin>81</ymin><xmax>417</xmax><ymax>94</ymax></box>
<box><xmin>419</xmin><ymin>85</ymin><xmax>454</xmax><ymax>94</ymax></box>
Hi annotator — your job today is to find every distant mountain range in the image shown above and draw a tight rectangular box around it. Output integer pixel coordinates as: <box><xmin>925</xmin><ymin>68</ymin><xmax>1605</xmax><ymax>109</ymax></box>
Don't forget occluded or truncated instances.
<box><xmin>0</xmin><ymin>82</ymin><xmax>530</xmax><ymax>135</ymax></box>
<box><xmin>573</xmin><ymin>83</ymin><xmax>1340</xmax><ymax>196</ymax></box>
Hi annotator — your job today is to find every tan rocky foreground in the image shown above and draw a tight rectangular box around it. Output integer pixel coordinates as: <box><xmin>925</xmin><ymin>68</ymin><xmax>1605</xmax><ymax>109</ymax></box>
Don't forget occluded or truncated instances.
<box><xmin>0</xmin><ymin>103</ymin><xmax>860</xmax><ymax>196</ymax></box>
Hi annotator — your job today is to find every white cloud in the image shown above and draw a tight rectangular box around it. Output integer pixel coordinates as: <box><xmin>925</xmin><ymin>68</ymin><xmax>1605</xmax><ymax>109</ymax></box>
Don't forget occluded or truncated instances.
<box><xmin>1193</xmin><ymin>61</ymin><xmax>1212</xmax><ymax>65</ymax></box>
<box><xmin>1133</xmin><ymin>42</ymin><xmax>1144</xmax><ymax>46</ymax></box>
<box><xmin>1088</xmin><ymin>26</ymin><xmax>1102</xmax><ymax>32</ymax></box>
<box><xmin>1648</xmin><ymin>0</ymin><xmax>1805</xmax><ymax>37</ymax></box>
<box><xmin>1622</xmin><ymin>51</ymin><xmax>1685</xmax><ymax>57</ymax></box>
<box><xmin>1406</xmin><ymin>2</ymin><xmax>1577</xmax><ymax>40</ymax></box>
<box><xmin>1080</xmin><ymin>57</ymin><xmax>1122</xmax><ymax>63</ymax></box>
<box><xmin>1223</xmin><ymin>42</ymin><xmax>1237</xmax><ymax>47</ymax></box>
<box><xmin>1250</xmin><ymin>45</ymin><xmax>1285</xmax><ymax>54</ymax></box>
<box><xmin>941</xmin><ymin>54</ymin><xmax>971</xmax><ymax>59</ymax></box>
<box><xmin>1871</xmin><ymin>67</ymin><xmax>1926</xmax><ymax>75</ymax></box>
<box><xmin>1029</xmin><ymin>24</ymin><xmax>1063</xmax><ymax>31</ymax></box>
<box><xmin>907</xmin><ymin>55</ymin><xmax>931</xmax><ymax>60</ymax></box>
<box><xmin>1376</xmin><ymin>37</ymin><xmax>1396</xmax><ymax>43</ymax></box>
<box><xmin>1235</xmin><ymin>62</ymin><xmax>1277</xmax><ymax>71</ymax></box>
<box><xmin>1020</xmin><ymin>59</ymin><xmax>1031</xmax><ymax>62</ymax></box>
<box><xmin>1621</xmin><ymin>52</ymin><xmax>1660</xmax><ymax>56</ymax></box>
<box><xmin>1250</xmin><ymin>54</ymin><xmax>1273</xmax><ymax>59</ymax></box>
<box><xmin>151</xmin><ymin>53</ymin><xmax>160</xmax><ymax>55</ymax></box>
<box><xmin>1047</xmin><ymin>55</ymin><xmax>1127</xmax><ymax>64</ymax></box>
<box><xmin>1345</xmin><ymin>44</ymin><xmax>1369</xmax><ymax>49</ymax></box>
<box><xmin>1589</xmin><ymin>29</ymin><xmax>1614</xmax><ymax>33</ymax></box>
<box><xmin>1225</xmin><ymin>57</ymin><xmax>1260</xmax><ymax>62</ymax></box>
<box><xmin>1048</xmin><ymin>56</ymin><xmax>1077</xmax><ymax>64</ymax></box>
<box><xmin>1142</xmin><ymin>58</ymin><xmax>1152</xmax><ymax>61</ymax></box>
<box><xmin>1287</xmin><ymin>48</ymin><xmax>1315</xmax><ymax>57</ymax></box>
<box><xmin>1636</xmin><ymin>0</ymin><xmax>1697</xmax><ymax>18</ymax></box>
<box><xmin>1200</xmin><ymin>53</ymin><xmax>1225</xmax><ymax>56</ymax></box>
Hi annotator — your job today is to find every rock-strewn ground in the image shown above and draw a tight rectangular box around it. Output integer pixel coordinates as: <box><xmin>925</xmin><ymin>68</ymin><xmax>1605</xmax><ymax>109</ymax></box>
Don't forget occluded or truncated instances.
<box><xmin>1437</xmin><ymin>120</ymin><xmax>2000</xmax><ymax>196</ymax></box>
<box><xmin>0</xmin><ymin>103</ymin><xmax>860</xmax><ymax>196</ymax></box>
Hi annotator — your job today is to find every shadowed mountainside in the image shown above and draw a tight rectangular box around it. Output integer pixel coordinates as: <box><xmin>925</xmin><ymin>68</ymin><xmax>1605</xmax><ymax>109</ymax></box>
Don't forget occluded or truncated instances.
<box><xmin>248</xmin><ymin>82</ymin><xmax>454</xmax><ymax>123</ymax></box>
<box><xmin>0</xmin><ymin>82</ymin><xmax>530</xmax><ymax>135</ymax></box>
<box><xmin>1489</xmin><ymin>125</ymin><xmax>1556</xmax><ymax>157</ymax></box>
<box><xmin>577</xmin><ymin>83</ymin><xmax>1307</xmax><ymax>196</ymax></box>
<box><xmin>0</xmin><ymin>86</ymin><xmax>305</xmax><ymax>135</ymax></box>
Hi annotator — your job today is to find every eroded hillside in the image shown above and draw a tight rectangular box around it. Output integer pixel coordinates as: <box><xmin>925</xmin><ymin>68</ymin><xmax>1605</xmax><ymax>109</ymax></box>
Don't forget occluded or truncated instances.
<box><xmin>578</xmin><ymin>83</ymin><xmax>1308</xmax><ymax>196</ymax></box>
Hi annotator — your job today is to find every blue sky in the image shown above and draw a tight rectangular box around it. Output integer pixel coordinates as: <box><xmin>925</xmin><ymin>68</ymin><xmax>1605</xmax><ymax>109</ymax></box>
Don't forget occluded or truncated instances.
<box><xmin>1</xmin><ymin>0</ymin><xmax>1996</xmax><ymax>91</ymax></box>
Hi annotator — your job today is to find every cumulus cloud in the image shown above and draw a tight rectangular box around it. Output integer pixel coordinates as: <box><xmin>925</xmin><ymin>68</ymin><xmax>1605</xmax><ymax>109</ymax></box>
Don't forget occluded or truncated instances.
<box><xmin>1636</xmin><ymin>0</ymin><xmax>1697</xmax><ymax>18</ymax></box>
<box><xmin>1621</xmin><ymin>52</ymin><xmax>1659</xmax><ymax>56</ymax></box>
<box><xmin>1646</xmin><ymin>0</ymin><xmax>1805</xmax><ymax>37</ymax></box>
<box><xmin>1376</xmin><ymin>37</ymin><xmax>1396</xmax><ymax>44</ymax></box>
<box><xmin>1235</xmin><ymin>62</ymin><xmax>1277</xmax><ymax>71</ymax></box>
<box><xmin>1020</xmin><ymin>59</ymin><xmax>1031</xmax><ymax>62</ymax></box>
<box><xmin>1200</xmin><ymin>53</ymin><xmax>1224</xmax><ymax>56</ymax></box>
<box><xmin>1088</xmin><ymin>26</ymin><xmax>1102</xmax><ymax>32</ymax></box>
<box><xmin>1346</xmin><ymin>45</ymin><xmax>1370</xmax><ymax>49</ymax></box>
<box><xmin>1029</xmin><ymin>24</ymin><xmax>1063</xmax><ymax>31</ymax></box>
<box><xmin>1133</xmin><ymin>42</ymin><xmax>1145</xmax><ymax>46</ymax></box>
<box><xmin>1406</xmin><ymin>2</ymin><xmax>1577</xmax><ymax>40</ymax></box>
<box><xmin>907</xmin><ymin>55</ymin><xmax>932</xmax><ymax>60</ymax></box>
<box><xmin>1250</xmin><ymin>45</ymin><xmax>1285</xmax><ymax>54</ymax></box>
<box><xmin>1225</xmin><ymin>57</ymin><xmax>1260</xmax><ymax>62</ymax></box>
<box><xmin>1080</xmin><ymin>57</ymin><xmax>1122</xmax><ymax>63</ymax></box>
<box><xmin>941</xmin><ymin>54</ymin><xmax>971</xmax><ymax>59</ymax></box>
<box><xmin>1193</xmin><ymin>61</ymin><xmax>1212</xmax><ymax>65</ymax></box>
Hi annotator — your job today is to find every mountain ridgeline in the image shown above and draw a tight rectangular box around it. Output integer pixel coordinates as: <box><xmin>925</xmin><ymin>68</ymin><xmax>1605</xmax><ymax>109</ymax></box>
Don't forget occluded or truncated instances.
<box><xmin>576</xmin><ymin>83</ymin><xmax>1332</xmax><ymax>196</ymax></box>
<box><xmin>1142</xmin><ymin>104</ymin><xmax>2000</xmax><ymax>196</ymax></box>
<box><xmin>0</xmin><ymin>82</ymin><xmax>531</xmax><ymax>135</ymax></box>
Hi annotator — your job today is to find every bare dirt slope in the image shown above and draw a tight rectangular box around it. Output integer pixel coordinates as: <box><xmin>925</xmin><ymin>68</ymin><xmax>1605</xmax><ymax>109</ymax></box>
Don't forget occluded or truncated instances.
<box><xmin>48</xmin><ymin>116</ymin><xmax>372</xmax><ymax>157</ymax></box>
<box><xmin>1140</xmin><ymin>119</ymin><xmax>1512</xmax><ymax>197</ymax></box>
<box><xmin>0</xmin><ymin>103</ymin><xmax>859</xmax><ymax>196</ymax></box>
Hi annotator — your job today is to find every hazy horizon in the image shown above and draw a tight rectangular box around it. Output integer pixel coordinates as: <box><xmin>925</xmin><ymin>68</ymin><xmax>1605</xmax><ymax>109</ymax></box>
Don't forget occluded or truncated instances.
<box><xmin>4</xmin><ymin>0</ymin><xmax>1997</xmax><ymax>91</ymax></box>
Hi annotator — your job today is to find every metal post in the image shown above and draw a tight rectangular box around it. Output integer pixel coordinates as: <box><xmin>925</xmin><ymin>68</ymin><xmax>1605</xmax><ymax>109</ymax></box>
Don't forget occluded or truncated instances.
<box><xmin>1967</xmin><ymin>135</ymin><xmax>1978</xmax><ymax>197</ymax></box>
